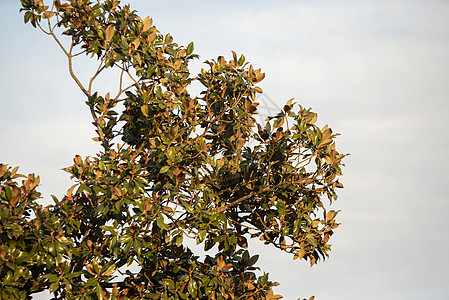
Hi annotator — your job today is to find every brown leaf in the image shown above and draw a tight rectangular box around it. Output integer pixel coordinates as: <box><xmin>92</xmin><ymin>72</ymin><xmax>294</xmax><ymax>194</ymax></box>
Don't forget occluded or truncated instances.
<box><xmin>173</xmin><ymin>167</ymin><xmax>181</xmax><ymax>176</ymax></box>
<box><xmin>216</xmin><ymin>255</ymin><xmax>233</xmax><ymax>271</ymax></box>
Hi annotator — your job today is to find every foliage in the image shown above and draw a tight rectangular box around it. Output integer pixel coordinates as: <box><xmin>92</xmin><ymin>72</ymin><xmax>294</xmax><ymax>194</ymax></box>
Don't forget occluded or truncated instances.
<box><xmin>1</xmin><ymin>0</ymin><xmax>345</xmax><ymax>298</ymax></box>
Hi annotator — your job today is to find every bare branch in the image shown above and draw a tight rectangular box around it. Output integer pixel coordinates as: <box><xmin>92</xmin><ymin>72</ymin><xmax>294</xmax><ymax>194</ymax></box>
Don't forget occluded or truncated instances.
<box><xmin>88</xmin><ymin>60</ymin><xmax>105</xmax><ymax>94</ymax></box>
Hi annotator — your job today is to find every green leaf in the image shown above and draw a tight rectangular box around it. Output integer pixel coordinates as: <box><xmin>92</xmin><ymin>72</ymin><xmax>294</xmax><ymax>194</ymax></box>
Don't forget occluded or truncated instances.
<box><xmin>100</xmin><ymin>225</ymin><xmax>116</xmax><ymax>234</ymax></box>
<box><xmin>141</xmin><ymin>105</ymin><xmax>149</xmax><ymax>117</ymax></box>
<box><xmin>4</xmin><ymin>186</ymin><xmax>12</xmax><ymax>200</ymax></box>
<box><xmin>51</xmin><ymin>195</ymin><xmax>60</xmax><ymax>205</ymax></box>
<box><xmin>248</xmin><ymin>254</ymin><xmax>259</xmax><ymax>266</ymax></box>
<box><xmin>264</xmin><ymin>122</ymin><xmax>271</xmax><ymax>132</ymax></box>
<box><xmin>160</xmin><ymin>166</ymin><xmax>170</xmax><ymax>173</ymax></box>
<box><xmin>238</xmin><ymin>54</ymin><xmax>245</xmax><ymax>66</ymax></box>
<box><xmin>187</xmin><ymin>42</ymin><xmax>194</xmax><ymax>55</ymax></box>
<box><xmin>96</xmin><ymin>282</ymin><xmax>104</xmax><ymax>300</ymax></box>
<box><xmin>118</xmin><ymin>235</ymin><xmax>133</xmax><ymax>243</ymax></box>
<box><xmin>156</xmin><ymin>86</ymin><xmax>163</xmax><ymax>98</ymax></box>
<box><xmin>180</xmin><ymin>199</ymin><xmax>194</xmax><ymax>214</ymax></box>
<box><xmin>50</xmin><ymin>281</ymin><xmax>59</xmax><ymax>293</ymax></box>
<box><xmin>187</xmin><ymin>278</ymin><xmax>198</xmax><ymax>298</ymax></box>
<box><xmin>167</xmin><ymin>147</ymin><xmax>176</xmax><ymax>162</ymax></box>
<box><xmin>156</xmin><ymin>214</ymin><xmax>168</xmax><ymax>230</ymax></box>
<box><xmin>175</xmin><ymin>234</ymin><xmax>183</xmax><ymax>247</ymax></box>
<box><xmin>196</xmin><ymin>229</ymin><xmax>207</xmax><ymax>244</ymax></box>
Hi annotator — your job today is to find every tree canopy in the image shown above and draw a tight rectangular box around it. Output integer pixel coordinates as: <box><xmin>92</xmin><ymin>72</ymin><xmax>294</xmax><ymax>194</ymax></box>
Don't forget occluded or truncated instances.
<box><xmin>0</xmin><ymin>0</ymin><xmax>346</xmax><ymax>299</ymax></box>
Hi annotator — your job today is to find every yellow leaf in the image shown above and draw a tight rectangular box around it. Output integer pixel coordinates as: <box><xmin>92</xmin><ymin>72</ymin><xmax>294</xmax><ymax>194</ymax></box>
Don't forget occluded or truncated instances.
<box><xmin>334</xmin><ymin>181</ymin><xmax>344</xmax><ymax>188</ymax></box>
<box><xmin>114</xmin><ymin>187</ymin><xmax>122</xmax><ymax>197</ymax></box>
<box><xmin>216</xmin><ymin>255</ymin><xmax>225</xmax><ymax>271</ymax></box>
<box><xmin>131</xmin><ymin>38</ymin><xmax>140</xmax><ymax>50</ymax></box>
<box><xmin>317</xmin><ymin>138</ymin><xmax>332</xmax><ymax>148</ymax></box>
<box><xmin>141</xmin><ymin>105</ymin><xmax>149</xmax><ymax>117</ymax></box>
<box><xmin>74</xmin><ymin>155</ymin><xmax>82</xmax><ymax>165</ymax></box>
<box><xmin>111</xmin><ymin>0</ymin><xmax>119</xmax><ymax>9</ymax></box>
<box><xmin>42</xmin><ymin>11</ymin><xmax>55</xmax><ymax>19</ymax></box>
<box><xmin>253</xmin><ymin>86</ymin><xmax>263</xmax><ymax>93</ymax></box>
<box><xmin>254</xmin><ymin>72</ymin><xmax>265</xmax><ymax>83</ymax></box>
<box><xmin>105</xmin><ymin>24</ymin><xmax>115</xmax><ymax>43</ymax></box>
<box><xmin>285</xmin><ymin>98</ymin><xmax>294</xmax><ymax>106</ymax></box>
<box><xmin>273</xmin><ymin>117</ymin><xmax>284</xmax><ymax>129</ymax></box>
<box><xmin>216</xmin><ymin>255</ymin><xmax>233</xmax><ymax>271</ymax></box>
<box><xmin>326</xmin><ymin>210</ymin><xmax>335</xmax><ymax>220</ymax></box>
<box><xmin>86</xmin><ymin>263</ymin><xmax>96</xmax><ymax>275</ymax></box>
<box><xmin>174</xmin><ymin>59</ymin><xmax>182</xmax><ymax>70</ymax></box>
<box><xmin>324</xmin><ymin>155</ymin><xmax>333</xmax><ymax>165</ymax></box>
<box><xmin>218</xmin><ymin>56</ymin><xmax>225</xmax><ymax>66</ymax></box>
<box><xmin>265</xmin><ymin>289</ymin><xmax>283</xmax><ymax>300</ymax></box>
<box><xmin>321</xmin><ymin>125</ymin><xmax>332</xmax><ymax>140</ymax></box>
<box><xmin>66</xmin><ymin>184</ymin><xmax>78</xmax><ymax>197</ymax></box>
<box><xmin>293</xmin><ymin>249</ymin><xmax>306</xmax><ymax>260</ymax></box>
<box><xmin>135</xmin><ymin>54</ymin><xmax>142</xmax><ymax>66</ymax></box>
<box><xmin>143</xmin><ymin>17</ymin><xmax>153</xmax><ymax>32</ymax></box>
<box><xmin>0</xmin><ymin>164</ymin><xmax>7</xmax><ymax>177</ymax></box>
<box><xmin>11</xmin><ymin>166</ymin><xmax>19</xmax><ymax>177</ymax></box>
<box><xmin>146</xmin><ymin>29</ymin><xmax>156</xmax><ymax>44</ymax></box>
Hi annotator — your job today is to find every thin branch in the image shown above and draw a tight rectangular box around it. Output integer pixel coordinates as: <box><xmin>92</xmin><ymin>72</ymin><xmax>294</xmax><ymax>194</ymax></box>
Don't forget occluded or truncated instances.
<box><xmin>125</xmin><ymin>69</ymin><xmax>143</xmax><ymax>94</ymax></box>
<box><xmin>67</xmin><ymin>41</ymin><xmax>89</xmax><ymax>96</ymax></box>
<box><xmin>88</xmin><ymin>60</ymin><xmax>105</xmax><ymax>94</ymax></box>
<box><xmin>72</xmin><ymin>49</ymin><xmax>87</xmax><ymax>57</ymax></box>
<box><xmin>37</xmin><ymin>23</ymin><xmax>51</xmax><ymax>35</ymax></box>
<box><xmin>216</xmin><ymin>187</ymin><xmax>275</xmax><ymax>214</ymax></box>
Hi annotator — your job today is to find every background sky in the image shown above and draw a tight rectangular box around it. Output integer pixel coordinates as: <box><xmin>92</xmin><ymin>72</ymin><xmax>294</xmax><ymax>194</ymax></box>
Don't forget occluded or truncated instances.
<box><xmin>1</xmin><ymin>1</ymin><xmax>449</xmax><ymax>299</ymax></box>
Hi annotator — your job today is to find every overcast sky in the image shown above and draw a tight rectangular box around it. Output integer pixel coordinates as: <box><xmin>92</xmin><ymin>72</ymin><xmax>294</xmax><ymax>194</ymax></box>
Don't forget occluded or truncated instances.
<box><xmin>1</xmin><ymin>1</ymin><xmax>449</xmax><ymax>299</ymax></box>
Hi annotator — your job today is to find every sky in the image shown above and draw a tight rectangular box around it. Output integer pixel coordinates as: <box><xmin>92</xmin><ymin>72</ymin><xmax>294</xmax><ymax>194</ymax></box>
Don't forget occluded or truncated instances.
<box><xmin>1</xmin><ymin>1</ymin><xmax>449</xmax><ymax>299</ymax></box>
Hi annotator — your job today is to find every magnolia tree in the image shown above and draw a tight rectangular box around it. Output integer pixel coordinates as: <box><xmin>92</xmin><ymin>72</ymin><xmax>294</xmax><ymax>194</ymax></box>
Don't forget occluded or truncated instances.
<box><xmin>0</xmin><ymin>0</ymin><xmax>346</xmax><ymax>299</ymax></box>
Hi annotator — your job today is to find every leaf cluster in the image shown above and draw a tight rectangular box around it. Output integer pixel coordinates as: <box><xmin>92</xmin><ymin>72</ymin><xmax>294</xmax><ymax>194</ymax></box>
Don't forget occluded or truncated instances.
<box><xmin>2</xmin><ymin>0</ymin><xmax>347</xmax><ymax>298</ymax></box>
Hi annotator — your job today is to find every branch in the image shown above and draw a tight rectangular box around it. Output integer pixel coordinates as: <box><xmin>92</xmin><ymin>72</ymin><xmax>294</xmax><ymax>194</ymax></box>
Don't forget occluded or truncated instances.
<box><xmin>217</xmin><ymin>187</ymin><xmax>275</xmax><ymax>214</ymax></box>
<box><xmin>39</xmin><ymin>16</ymin><xmax>89</xmax><ymax>96</ymax></box>
<box><xmin>88</xmin><ymin>60</ymin><xmax>105</xmax><ymax>94</ymax></box>
<box><xmin>67</xmin><ymin>41</ymin><xmax>89</xmax><ymax>97</ymax></box>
